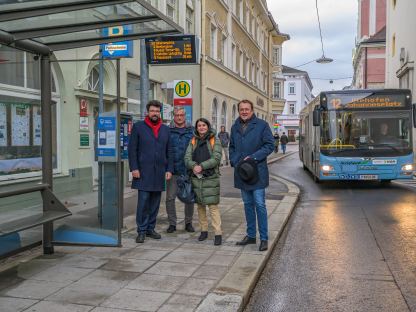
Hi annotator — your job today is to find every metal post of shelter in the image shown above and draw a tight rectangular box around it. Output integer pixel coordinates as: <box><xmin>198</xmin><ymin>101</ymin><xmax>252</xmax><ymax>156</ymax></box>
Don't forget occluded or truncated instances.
<box><xmin>41</xmin><ymin>54</ymin><xmax>54</xmax><ymax>254</ymax></box>
<box><xmin>116</xmin><ymin>58</ymin><xmax>123</xmax><ymax>246</ymax></box>
<box><xmin>140</xmin><ymin>39</ymin><xmax>148</xmax><ymax>117</ymax></box>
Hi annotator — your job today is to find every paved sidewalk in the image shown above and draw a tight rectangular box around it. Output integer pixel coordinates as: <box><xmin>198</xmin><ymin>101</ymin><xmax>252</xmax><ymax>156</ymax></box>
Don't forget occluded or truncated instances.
<box><xmin>0</xmin><ymin>150</ymin><xmax>299</xmax><ymax>312</ymax></box>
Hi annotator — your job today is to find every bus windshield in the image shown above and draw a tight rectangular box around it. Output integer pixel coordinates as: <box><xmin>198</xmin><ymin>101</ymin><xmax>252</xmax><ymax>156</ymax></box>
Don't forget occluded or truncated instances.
<box><xmin>320</xmin><ymin>110</ymin><xmax>412</xmax><ymax>157</ymax></box>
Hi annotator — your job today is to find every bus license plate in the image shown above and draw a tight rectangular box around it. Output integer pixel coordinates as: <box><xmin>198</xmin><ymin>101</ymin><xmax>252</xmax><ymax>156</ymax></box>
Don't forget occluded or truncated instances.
<box><xmin>359</xmin><ymin>175</ymin><xmax>378</xmax><ymax>180</ymax></box>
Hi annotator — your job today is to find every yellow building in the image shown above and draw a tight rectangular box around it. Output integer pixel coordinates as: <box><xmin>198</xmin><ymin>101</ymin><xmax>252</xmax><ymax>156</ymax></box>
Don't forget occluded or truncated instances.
<box><xmin>201</xmin><ymin>0</ymin><xmax>289</xmax><ymax>130</ymax></box>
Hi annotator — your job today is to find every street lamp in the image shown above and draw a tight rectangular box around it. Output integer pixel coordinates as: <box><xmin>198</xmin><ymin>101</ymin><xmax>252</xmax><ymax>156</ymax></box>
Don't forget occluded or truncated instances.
<box><xmin>316</xmin><ymin>55</ymin><xmax>333</xmax><ymax>64</ymax></box>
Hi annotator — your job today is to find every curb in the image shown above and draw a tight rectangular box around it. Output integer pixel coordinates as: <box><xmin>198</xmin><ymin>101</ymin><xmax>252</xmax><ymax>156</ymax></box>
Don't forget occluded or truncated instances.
<box><xmin>195</xmin><ymin>156</ymin><xmax>300</xmax><ymax>312</ymax></box>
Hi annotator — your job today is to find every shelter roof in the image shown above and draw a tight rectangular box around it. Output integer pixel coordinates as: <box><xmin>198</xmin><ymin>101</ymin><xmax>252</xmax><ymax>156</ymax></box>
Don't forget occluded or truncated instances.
<box><xmin>0</xmin><ymin>0</ymin><xmax>182</xmax><ymax>54</ymax></box>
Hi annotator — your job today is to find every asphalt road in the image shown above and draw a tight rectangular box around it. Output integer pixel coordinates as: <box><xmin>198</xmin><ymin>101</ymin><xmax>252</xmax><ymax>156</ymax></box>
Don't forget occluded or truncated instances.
<box><xmin>245</xmin><ymin>152</ymin><xmax>416</xmax><ymax>312</ymax></box>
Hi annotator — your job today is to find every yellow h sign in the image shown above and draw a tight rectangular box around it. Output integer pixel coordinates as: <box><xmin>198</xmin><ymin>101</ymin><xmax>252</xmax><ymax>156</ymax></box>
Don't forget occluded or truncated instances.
<box><xmin>175</xmin><ymin>81</ymin><xmax>191</xmax><ymax>97</ymax></box>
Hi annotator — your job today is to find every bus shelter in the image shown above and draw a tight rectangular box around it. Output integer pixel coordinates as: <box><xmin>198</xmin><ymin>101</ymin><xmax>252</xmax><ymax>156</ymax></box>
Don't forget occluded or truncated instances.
<box><xmin>0</xmin><ymin>0</ymin><xmax>182</xmax><ymax>255</ymax></box>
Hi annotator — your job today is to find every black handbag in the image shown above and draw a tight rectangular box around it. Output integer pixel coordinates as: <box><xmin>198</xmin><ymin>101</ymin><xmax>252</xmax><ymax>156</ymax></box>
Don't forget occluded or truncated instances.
<box><xmin>176</xmin><ymin>175</ymin><xmax>195</xmax><ymax>204</ymax></box>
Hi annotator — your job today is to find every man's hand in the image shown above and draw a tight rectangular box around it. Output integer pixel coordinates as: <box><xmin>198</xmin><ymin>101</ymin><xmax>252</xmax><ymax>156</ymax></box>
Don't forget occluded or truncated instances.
<box><xmin>166</xmin><ymin>172</ymin><xmax>172</xmax><ymax>180</ymax></box>
<box><xmin>132</xmin><ymin>170</ymin><xmax>140</xmax><ymax>179</ymax></box>
<box><xmin>193</xmin><ymin>165</ymin><xmax>202</xmax><ymax>174</ymax></box>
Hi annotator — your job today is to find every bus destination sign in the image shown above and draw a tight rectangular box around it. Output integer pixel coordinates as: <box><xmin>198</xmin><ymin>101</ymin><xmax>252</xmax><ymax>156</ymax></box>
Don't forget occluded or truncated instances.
<box><xmin>145</xmin><ymin>35</ymin><xmax>197</xmax><ymax>65</ymax></box>
<box><xmin>326</xmin><ymin>93</ymin><xmax>408</xmax><ymax>110</ymax></box>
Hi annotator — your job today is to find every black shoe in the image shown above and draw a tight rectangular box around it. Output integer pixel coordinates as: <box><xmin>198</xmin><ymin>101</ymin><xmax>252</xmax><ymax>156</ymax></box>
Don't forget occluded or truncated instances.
<box><xmin>166</xmin><ymin>225</ymin><xmax>176</xmax><ymax>233</ymax></box>
<box><xmin>185</xmin><ymin>223</ymin><xmax>195</xmax><ymax>232</ymax></box>
<box><xmin>236</xmin><ymin>236</ymin><xmax>256</xmax><ymax>246</ymax></box>
<box><xmin>146</xmin><ymin>230</ymin><xmax>161</xmax><ymax>239</ymax></box>
<box><xmin>214</xmin><ymin>235</ymin><xmax>222</xmax><ymax>246</ymax></box>
<box><xmin>198</xmin><ymin>231</ymin><xmax>208</xmax><ymax>241</ymax></box>
<box><xmin>226</xmin><ymin>162</ymin><xmax>229</xmax><ymax>166</ymax></box>
<box><xmin>259</xmin><ymin>240</ymin><xmax>268</xmax><ymax>251</ymax></box>
<box><xmin>136</xmin><ymin>232</ymin><xmax>146</xmax><ymax>243</ymax></box>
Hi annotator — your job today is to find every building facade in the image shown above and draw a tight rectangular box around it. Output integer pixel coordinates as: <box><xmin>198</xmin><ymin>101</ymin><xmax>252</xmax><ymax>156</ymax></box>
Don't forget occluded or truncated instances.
<box><xmin>0</xmin><ymin>0</ymin><xmax>287</xmax><ymax>199</ymax></box>
<box><xmin>0</xmin><ymin>1</ymin><xmax>201</xmax><ymax>197</ymax></box>
<box><xmin>201</xmin><ymin>0</ymin><xmax>289</xmax><ymax>131</ymax></box>
<box><xmin>352</xmin><ymin>0</ymin><xmax>386</xmax><ymax>89</ymax></box>
<box><xmin>277</xmin><ymin>65</ymin><xmax>313</xmax><ymax>141</ymax></box>
<box><xmin>385</xmin><ymin>0</ymin><xmax>416</xmax><ymax>153</ymax></box>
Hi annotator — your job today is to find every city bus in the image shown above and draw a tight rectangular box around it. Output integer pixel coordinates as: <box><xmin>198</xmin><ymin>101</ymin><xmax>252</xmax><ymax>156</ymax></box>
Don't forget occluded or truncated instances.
<box><xmin>299</xmin><ymin>89</ymin><xmax>415</xmax><ymax>182</ymax></box>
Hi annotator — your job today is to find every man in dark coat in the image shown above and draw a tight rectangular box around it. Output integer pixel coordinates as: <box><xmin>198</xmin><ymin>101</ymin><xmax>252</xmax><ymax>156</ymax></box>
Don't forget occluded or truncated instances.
<box><xmin>280</xmin><ymin>132</ymin><xmax>289</xmax><ymax>154</ymax></box>
<box><xmin>165</xmin><ymin>106</ymin><xmax>194</xmax><ymax>233</ymax></box>
<box><xmin>229</xmin><ymin>99</ymin><xmax>274</xmax><ymax>251</ymax></box>
<box><xmin>128</xmin><ymin>100</ymin><xmax>173</xmax><ymax>243</ymax></box>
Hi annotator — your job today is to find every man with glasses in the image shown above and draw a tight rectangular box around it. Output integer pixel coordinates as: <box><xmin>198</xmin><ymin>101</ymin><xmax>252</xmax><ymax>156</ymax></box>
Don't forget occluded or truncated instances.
<box><xmin>166</xmin><ymin>107</ymin><xmax>195</xmax><ymax>233</ymax></box>
<box><xmin>128</xmin><ymin>100</ymin><xmax>173</xmax><ymax>243</ymax></box>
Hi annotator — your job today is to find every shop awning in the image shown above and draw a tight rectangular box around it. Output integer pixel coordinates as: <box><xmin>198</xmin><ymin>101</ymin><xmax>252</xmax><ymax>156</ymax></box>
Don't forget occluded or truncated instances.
<box><xmin>0</xmin><ymin>0</ymin><xmax>183</xmax><ymax>54</ymax></box>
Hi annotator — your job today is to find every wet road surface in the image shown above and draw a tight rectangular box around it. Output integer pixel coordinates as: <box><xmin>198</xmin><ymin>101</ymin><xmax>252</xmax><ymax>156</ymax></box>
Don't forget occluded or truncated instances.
<box><xmin>245</xmin><ymin>152</ymin><xmax>416</xmax><ymax>312</ymax></box>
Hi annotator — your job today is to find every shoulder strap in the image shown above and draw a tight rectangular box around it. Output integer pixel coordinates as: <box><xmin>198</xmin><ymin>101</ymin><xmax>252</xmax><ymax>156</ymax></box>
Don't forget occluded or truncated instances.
<box><xmin>191</xmin><ymin>136</ymin><xmax>215</xmax><ymax>148</ymax></box>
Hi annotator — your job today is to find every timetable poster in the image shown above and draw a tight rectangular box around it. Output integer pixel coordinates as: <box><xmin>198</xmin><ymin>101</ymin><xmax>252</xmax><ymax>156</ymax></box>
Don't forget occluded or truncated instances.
<box><xmin>0</xmin><ymin>103</ymin><xmax>7</xmax><ymax>146</ymax></box>
<box><xmin>33</xmin><ymin>105</ymin><xmax>42</xmax><ymax>145</ymax></box>
<box><xmin>11</xmin><ymin>104</ymin><xmax>30</xmax><ymax>146</ymax></box>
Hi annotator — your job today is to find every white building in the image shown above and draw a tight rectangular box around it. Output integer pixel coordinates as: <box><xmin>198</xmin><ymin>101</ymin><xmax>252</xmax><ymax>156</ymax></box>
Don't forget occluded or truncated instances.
<box><xmin>385</xmin><ymin>0</ymin><xmax>415</xmax><ymax>95</ymax></box>
<box><xmin>277</xmin><ymin>65</ymin><xmax>313</xmax><ymax>140</ymax></box>
<box><xmin>385</xmin><ymin>0</ymin><xmax>415</xmax><ymax>154</ymax></box>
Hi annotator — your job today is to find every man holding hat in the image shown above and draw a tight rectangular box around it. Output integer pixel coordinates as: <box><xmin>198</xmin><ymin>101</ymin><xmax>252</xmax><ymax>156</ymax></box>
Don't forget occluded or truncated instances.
<box><xmin>229</xmin><ymin>99</ymin><xmax>274</xmax><ymax>251</ymax></box>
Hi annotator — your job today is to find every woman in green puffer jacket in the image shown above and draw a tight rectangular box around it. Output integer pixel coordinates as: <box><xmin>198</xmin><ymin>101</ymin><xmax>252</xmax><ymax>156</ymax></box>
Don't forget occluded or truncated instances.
<box><xmin>184</xmin><ymin>118</ymin><xmax>223</xmax><ymax>246</ymax></box>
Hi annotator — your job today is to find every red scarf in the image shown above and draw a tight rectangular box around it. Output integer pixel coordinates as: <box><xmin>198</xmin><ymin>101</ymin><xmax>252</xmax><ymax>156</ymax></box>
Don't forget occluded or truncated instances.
<box><xmin>145</xmin><ymin>116</ymin><xmax>162</xmax><ymax>138</ymax></box>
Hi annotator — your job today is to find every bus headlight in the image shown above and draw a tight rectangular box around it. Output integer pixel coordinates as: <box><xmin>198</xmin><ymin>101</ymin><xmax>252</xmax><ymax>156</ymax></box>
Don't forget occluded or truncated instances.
<box><xmin>401</xmin><ymin>164</ymin><xmax>413</xmax><ymax>171</ymax></box>
<box><xmin>321</xmin><ymin>165</ymin><xmax>334</xmax><ymax>172</ymax></box>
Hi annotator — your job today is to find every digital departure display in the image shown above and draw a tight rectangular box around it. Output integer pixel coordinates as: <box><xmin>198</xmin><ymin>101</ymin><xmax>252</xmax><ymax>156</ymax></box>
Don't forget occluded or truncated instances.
<box><xmin>145</xmin><ymin>35</ymin><xmax>197</xmax><ymax>65</ymax></box>
<box><xmin>325</xmin><ymin>93</ymin><xmax>410</xmax><ymax>110</ymax></box>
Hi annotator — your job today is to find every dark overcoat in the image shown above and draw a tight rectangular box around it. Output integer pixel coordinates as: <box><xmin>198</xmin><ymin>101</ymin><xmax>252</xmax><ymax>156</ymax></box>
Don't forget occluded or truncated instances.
<box><xmin>229</xmin><ymin>115</ymin><xmax>274</xmax><ymax>190</ymax></box>
<box><xmin>128</xmin><ymin>120</ymin><xmax>173</xmax><ymax>191</ymax></box>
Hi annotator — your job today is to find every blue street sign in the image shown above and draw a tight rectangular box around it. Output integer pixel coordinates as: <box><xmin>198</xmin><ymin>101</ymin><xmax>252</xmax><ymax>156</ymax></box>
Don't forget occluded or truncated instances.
<box><xmin>101</xmin><ymin>26</ymin><xmax>133</xmax><ymax>58</ymax></box>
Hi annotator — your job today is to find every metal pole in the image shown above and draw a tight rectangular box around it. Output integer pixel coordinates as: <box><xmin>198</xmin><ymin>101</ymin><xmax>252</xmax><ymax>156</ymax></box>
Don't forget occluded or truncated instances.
<box><xmin>116</xmin><ymin>58</ymin><xmax>123</xmax><ymax>246</ymax></box>
<box><xmin>98</xmin><ymin>49</ymin><xmax>104</xmax><ymax>224</ymax></box>
<box><xmin>140</xmin><ymin>39</ymin><xmax>149</xmax><ymax>117</ymax></box>
<box><xmin>41</xmin><ymin>54</ymin><xmax>54</xmax><ymax>255</ymax></box>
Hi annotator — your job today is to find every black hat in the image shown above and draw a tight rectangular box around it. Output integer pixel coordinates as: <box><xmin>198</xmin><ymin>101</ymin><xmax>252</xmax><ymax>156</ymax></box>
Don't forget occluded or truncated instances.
<box><xmin>237</xmin><ymin>158</ymin><xmax>259</xmax><ymax>185</ymax></box>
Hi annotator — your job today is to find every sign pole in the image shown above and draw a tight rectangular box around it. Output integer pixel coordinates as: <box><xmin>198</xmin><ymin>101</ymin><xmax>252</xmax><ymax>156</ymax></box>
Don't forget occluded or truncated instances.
<box><xmin>98</xmin><ymin>49</ymin><xmax>104</xmax><ymax>224</ymax></box>
<box><xmin>140</xmin><ymin>39</ymin><xmax>149</xmax><ymax>118</ymax></box>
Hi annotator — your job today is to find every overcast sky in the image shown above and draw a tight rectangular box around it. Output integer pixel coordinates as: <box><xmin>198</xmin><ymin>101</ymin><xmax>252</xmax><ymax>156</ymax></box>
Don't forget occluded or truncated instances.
<box><xmin>266</xmin><ymin>0</ymin><xmax>358</xmax><ymax>95</ymax></box>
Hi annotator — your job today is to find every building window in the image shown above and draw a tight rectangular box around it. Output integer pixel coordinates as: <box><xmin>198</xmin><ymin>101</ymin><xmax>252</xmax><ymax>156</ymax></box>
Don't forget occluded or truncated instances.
<box><xmin>392</xmin><ymin>34</ymin><xmax>396</xmax><ymax>57</ymax></box>
<box><xmin>221</xmin><ymin>101</ymin><xmax>227</xmax><ymax>128</ymax></box>
<box><xmin>166</xmin><ymin>0</ymin><xmax>177</xmax><ymax>21</ymax></box>
<box><xmin>272</xmin><ymin>47</ymin><xmax>280</xmax><ymax>65</ymax></box>
<box><xmin>273</xmin><ymin>81</ymin><xmax>281</xmax><ymax>99</ymax></box>
<box><xmin>127</xmin><ymin>74</ymin><xmax>155</xmax><ymax>113</ymax></box>
<box><xmin>289</xmin><ymin>83</ymin><xmax>296</xmax><ymax>94</ymax></box>
<box><xmin>210</xmin><ymin>24</ymin><xmax>217</xmax><ymax>59</ymax></box>
<box><xmin>232</xmin><ymin>104</ymin><xmax>237</xmax><ymax>121</ymax></box>
<box><xmin>231</xmin><ymin>43</ymin><xmax>235</xmax><ymax>71</ymax></box>
<box><xmin>239</xmin><ymin>50</ymin><xmax>244</xmax><ymax>76</ymax></box>
<box><xmin>246</xmin><ymin>56</ymin><xmax>250</xmax><ymax>80</ymax></box>
<box><xmin>212</xmin><ymin>99</ymin><xmax>218</xmax><ymax>130</ymax></box>
<box><xmin>186</xmin><ymin>4</ymin><xmax>194</xmax><ymax>34</ymax></box>
<box><xmin>289</xmin><ymin>102</ymin><xmax>296</xmax><ymax>115</ymax></box>
<box><xmin>221</xmin><ymin>34</ymin><xmax>227</xmax><ymax>64</ymax></box>
<box><xmin>246</xmin><ymin>6</ymin><xmax>250</xmax><ymax>29</ymax></box>
<box><xmin>393</xmin><ymin>0</ymin><xmax>397</xmax><ymax>9</ymax></box>
<box><xmin>239</xmin><ymin>0</ymin><xmax>244</xmax><ymax>21</ymax></box>
<box><xmin>251</xmin><ymin>62</ymin><xmax>255</xmax><ymax>84</ymax></box>
<box><xmin>88</xmin><ymin>67</ymin><xmax>100</xmax><ymax>92</ymax></box>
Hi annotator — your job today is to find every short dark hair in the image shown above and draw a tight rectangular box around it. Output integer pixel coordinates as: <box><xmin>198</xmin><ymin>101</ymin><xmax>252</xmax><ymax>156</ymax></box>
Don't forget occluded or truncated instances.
<box><xmin>146</xmin><ymin>100</ymin><xmax>162</xmax><ymax>112</ymax></box>
<box><xmin>195</xmin><ymin>118</ymin><xmax>211</xmax><ymax>132</ymax></box>
<box><xmin>237</xmin><ymin>99</ymin><xmax>254</xmax><ymax>110</ymax></box>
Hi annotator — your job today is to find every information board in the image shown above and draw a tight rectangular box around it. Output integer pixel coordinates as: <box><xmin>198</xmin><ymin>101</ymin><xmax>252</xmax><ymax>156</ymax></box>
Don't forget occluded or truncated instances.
<box><xmin>97</xmin><ymin>116</ymin><xmax>116</xmax><ymax>158</ymax></box>
<box><xmin>145</xmin><ymin>35</ymin><xmax>197</xmax><ymax>65</ymax></box>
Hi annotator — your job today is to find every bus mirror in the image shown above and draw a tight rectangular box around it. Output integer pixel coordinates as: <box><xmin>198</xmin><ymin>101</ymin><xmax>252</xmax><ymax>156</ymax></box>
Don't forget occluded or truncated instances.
<box><xmin>413</xmin><ymin>104</ymin><xmax>416</xmax><ymax>128</ymax></box>
<box><xmin>313</xmin><ymin>110</ymin><xmax>321</xmax><ymax>127</ymax></box>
